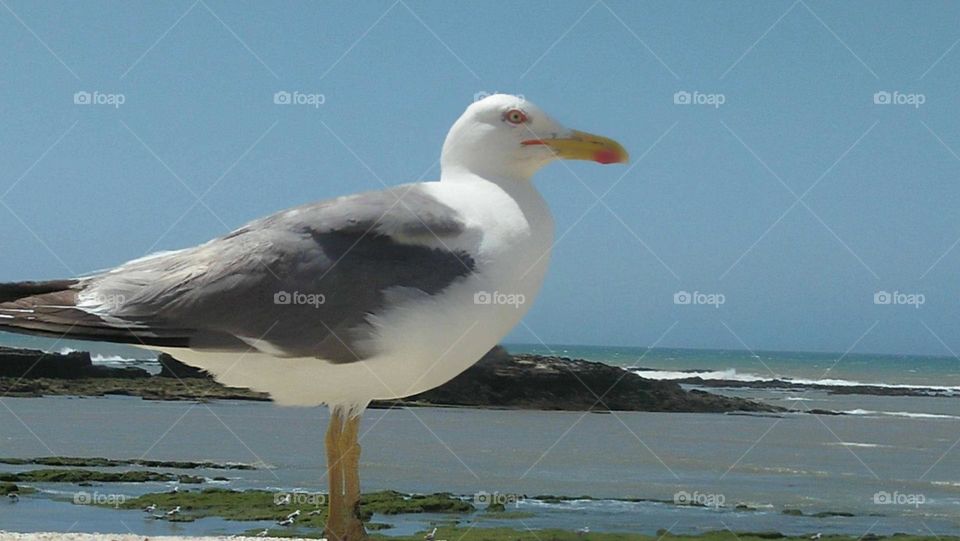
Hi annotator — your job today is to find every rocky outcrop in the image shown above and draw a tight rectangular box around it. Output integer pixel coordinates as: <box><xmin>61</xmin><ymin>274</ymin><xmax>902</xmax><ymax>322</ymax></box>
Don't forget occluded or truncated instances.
<box><xmin>0</xmin><ymin>347</ymin><xmax>148</xmax><ymax>379</ymax></box>
<box><xmin>157</xmin><ymin>353</ymin><xmax>210</xmax><ymax>379</ymax></box>
<box><xmin>0</xmin><ymin>345</ymin><xmax>780</xmax><ymax>413</ymax></box>
<box><xmin>398</xmin><ymin>347</ymin><xmax>781</xmax><ymax>413</ymax></box>
<box><xmin>0</xmin><ymin>346</ymin><xmax>267</xmax><ymax>401</ymax></box>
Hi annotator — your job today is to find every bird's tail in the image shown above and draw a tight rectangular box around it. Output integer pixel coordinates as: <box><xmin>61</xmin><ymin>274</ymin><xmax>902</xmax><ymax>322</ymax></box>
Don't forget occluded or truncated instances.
<box><xmin>0</xmin><ymin>279</ymin><xmax>89</xmax><ymax>339</ymax></box>
<box><xmin>0</xmin><ymin>278</ymin><xmax>190</xmax><ymax>347</ymax></box>
<box><xmin>0</xmin><ymin>279</ymin><xmax>78</xmax><ymax>303</ymax></box>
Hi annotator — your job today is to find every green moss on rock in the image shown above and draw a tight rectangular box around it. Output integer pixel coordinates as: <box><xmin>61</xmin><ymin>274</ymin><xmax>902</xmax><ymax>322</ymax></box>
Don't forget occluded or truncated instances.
<box><xmin>0</xmin><ymin>456</ymin><xmax>255</xmax><ymax>470</ymax></box>
<box><xmin>107</xmin><ymin>488</ymin><xmax>471</xmax><ymax>527</ymax></box>
<box><xmin>0</xmin><ymin>482</ymin><xmax>36</xmax><ymax>495</ymax></box>
<box><xmin>0</xmin><ymin>469</ymin><xmax>203</xmax><ymax>484</ymax></box>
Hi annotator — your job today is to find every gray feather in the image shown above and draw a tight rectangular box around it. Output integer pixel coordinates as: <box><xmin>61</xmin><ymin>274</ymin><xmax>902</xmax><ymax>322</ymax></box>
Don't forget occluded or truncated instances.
<box><xmin>1</xmin><ymin>184</ymin><xmax>476</xmax><ymax>362</ymax></box>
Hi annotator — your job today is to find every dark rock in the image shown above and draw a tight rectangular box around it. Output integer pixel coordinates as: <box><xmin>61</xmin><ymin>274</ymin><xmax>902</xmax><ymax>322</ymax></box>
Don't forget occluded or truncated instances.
<box><xmin>0</xmin><ymin>456</ymin><xmax>256</xmax><ymax>470</ymax></box>
<box><xmin>0</xmin><ymin>347</ymin><xmax>148</xmax><ymax>379</ymax></box>
<box><xmin>807</xmin><ymin>409</ymin><xmax>844</xmax><ymax>416</ymax></box>
<box><xmin>781</xmin><ymin>508</ymin><xmax>856</xmax><ymax>518</ymax></box>
<box><xmin>812</xmin><ymin>511</ymin><xmax>855</xmax><ymax>518</ymax></box>
<box><xmin>157</xmin><ymin>353</ymin><xmax>211</xmax><ymax>379</ymax></box>
<box><xmin>392</xmin><ymin>347</ymin><xmax>782</xmax><ymax>413</ymax></box>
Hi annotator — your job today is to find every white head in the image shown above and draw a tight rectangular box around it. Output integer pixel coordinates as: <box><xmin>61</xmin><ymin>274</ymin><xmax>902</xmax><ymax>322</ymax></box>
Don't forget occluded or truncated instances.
<box><xmin>440</xmin><ymin>94</ymin><xmax>628</xmax><ymax>182</ymax></box>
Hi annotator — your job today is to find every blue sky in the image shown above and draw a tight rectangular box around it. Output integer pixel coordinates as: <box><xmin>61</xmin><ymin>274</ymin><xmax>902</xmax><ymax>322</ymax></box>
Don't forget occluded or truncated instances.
<box><xmin>2</xmin><ymin>1</ymin><xmax>960</xmax><ymax>356</ymax></box>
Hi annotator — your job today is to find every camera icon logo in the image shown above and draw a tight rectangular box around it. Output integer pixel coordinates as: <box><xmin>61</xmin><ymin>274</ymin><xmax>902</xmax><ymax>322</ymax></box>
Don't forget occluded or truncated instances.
<box><xmin>673</xmin><ymin>491</ymin><xmax>690</xmax><ymax>505</ymax></box>
<box><xmin>673</xmin><ymin>291</ymin><xmax>692</xmax><ymax>305</ymax></box>
<box><xmin>873</xmin><ymin>491</ymin><xmax>892</xmax><ymax>504</ymax></box>
<box><xmin>74</xmin><ymin>91</ymin><xmax>92</xmax><ymax>105</ymax></box>
<box><xmin>873</xmin><ymin>91</ymin><xmax>891</xmax><ymax>105</ymax></box>
<box><xmin>873</xmin><ymin>291</ymin><xmax>892</xmax><ymax>305</ymax></box>
<box><xmin>274</xmin><ymin>291</ymin><xmax>292</xmax><ymax>305</ymax></box>
<box><xmin>274</xmin><ymin>91</ymin><xmax>292</xmax><ymax>105</ymax></box>
<box><xmin>673</xmin><ymin>91</ymin><xmax>691</xmax><ymax>105</ymax></box>
<box><xmin>474</xmin><ymin>291</ymin><xmax>492</xmax><ymax>305</ymax></box>
<box><xmin>73</xmin><ymin>491</ymin><xmax>92</xmax><ymax>504</ymax></box>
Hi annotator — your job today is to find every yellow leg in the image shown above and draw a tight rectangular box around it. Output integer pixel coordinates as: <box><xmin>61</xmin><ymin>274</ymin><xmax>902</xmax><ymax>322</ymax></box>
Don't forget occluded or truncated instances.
<box><xmin>341</xmin><ymin>413</ymin><xmax>367</xmax><ymax>541</ymax></box>
<box><xmin>325</xmin><ymin>411</ymin><xmax>345</xmax><ymax>541</ymax></box>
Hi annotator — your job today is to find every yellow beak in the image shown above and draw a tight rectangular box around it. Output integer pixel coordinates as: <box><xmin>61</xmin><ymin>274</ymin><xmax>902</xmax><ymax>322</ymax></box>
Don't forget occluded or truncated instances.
<box><xmin>522</xmin><ymin>130</ymin><xmax>629</xmax><ymax>164</ymax></box>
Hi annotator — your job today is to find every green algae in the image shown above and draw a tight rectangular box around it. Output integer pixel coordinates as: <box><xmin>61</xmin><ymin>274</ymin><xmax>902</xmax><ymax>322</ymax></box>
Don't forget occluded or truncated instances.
<box><xmin>0</xmin><ymin>468</ymin><xmax>204</xmax><ymax>484</ymax></box>
<box><xmin>0</xmin><ymin>456</ymin><xmax>256</xmax><ymax>470</ymax></box>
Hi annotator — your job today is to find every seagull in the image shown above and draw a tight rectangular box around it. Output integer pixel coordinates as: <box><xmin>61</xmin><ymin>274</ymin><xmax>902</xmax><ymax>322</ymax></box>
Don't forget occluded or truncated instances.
<box><xmin>308</xmin><ymin>508</ymin><xmax>323</xmax><ymax>516</ymax></box>
<box><xmin>0</xmin><ymin>94</ymin><xmax>627</xmax><ymax>541</ymax></box>
<box><xmin>425</xmin><ymin>527</ymin><xmax>438</xmax><ymax>541</ymax></box>
<box><xmin>286</xmin><ymin>509</ymin><xmax>301</xmax><ymax>520</ymax></box>
<box><xmin>811</xmin><ymin>534</ymin><xmax>822</xmax><ymax>540</ymax></box>
<box><xmin>165</xmin><ymin>506</ymin><xmax>181</xmax><ymax>516</ymax></box>
<box><xmin>278</xmin><ymin>517</ymin><xmax>296</xmax><ymax>527</ymax></box>
<box><xmin>143</xmin><ymin>503</ymin><xmax>157</xmax><ymax>513</ymax></box>
<box><xmin>577</xmin><ymin>526</ymin><xmax>590</xmax><ymax>536</ymax></box>
<box><xmin>7</xmin><ymin>493</ymin><xmax>19</xmax><ymax>502</ymax></box>
<box><xmin>256</xmin><ymin>529</ymin><xmax>270</xmax><ymax>537</ymax></box>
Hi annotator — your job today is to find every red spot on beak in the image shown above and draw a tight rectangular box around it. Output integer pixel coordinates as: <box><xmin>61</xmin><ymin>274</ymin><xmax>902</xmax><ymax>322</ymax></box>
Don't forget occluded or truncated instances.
<box><xmin>521</xmin><ymin>139</ymin><xmax>546</xmax><ymax>146</ymax></box>
<box><xmin>593</xmin><ymin>149</ymin><xmax>621</xmax><ymax>164</ymax></box>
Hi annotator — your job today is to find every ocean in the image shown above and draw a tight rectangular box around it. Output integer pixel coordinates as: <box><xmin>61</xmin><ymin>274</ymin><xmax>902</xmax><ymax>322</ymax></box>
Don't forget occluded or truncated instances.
<box><xmin>0</xmin><ymin>335</ymin><xmax>958</xmax><ymax>536</ymax></box>
<box><xmin>507</xmin><ymin>343</ymin><xmax>960</xmax><ymax>391</ymax></box>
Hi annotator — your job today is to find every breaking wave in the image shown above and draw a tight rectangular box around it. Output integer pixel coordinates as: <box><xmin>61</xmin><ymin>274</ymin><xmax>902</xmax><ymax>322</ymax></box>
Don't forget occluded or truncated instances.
<box><xmin>630</xmin><ymin>368</ymin><xmax>960</xmax><ymax>394</ymax></box>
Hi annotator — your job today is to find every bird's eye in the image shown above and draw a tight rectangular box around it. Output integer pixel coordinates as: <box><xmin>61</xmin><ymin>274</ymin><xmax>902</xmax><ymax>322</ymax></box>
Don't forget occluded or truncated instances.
<box><xmin>503</xmin><ymin>109</ymin><xmax>528</xmax><ymax>125</ymax></box>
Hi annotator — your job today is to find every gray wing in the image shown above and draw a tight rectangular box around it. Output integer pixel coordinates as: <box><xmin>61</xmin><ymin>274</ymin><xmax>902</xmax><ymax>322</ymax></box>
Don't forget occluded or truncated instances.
<box><xmin>0</xmin><ymin>184</ymin><xmax>476</xmax><ymax>362</ymax></box>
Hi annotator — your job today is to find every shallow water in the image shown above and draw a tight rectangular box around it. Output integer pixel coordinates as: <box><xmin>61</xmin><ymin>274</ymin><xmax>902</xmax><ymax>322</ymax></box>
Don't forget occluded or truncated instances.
<box><xmin>0</xmin><ymin>396</ymin><xmax>958</xmax><ymax>536</ymax></box>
